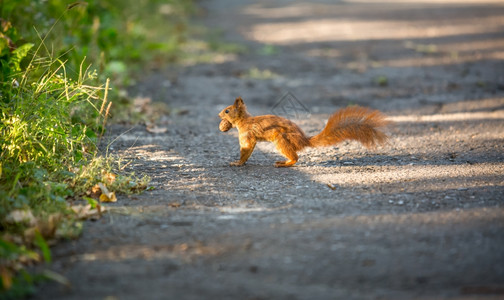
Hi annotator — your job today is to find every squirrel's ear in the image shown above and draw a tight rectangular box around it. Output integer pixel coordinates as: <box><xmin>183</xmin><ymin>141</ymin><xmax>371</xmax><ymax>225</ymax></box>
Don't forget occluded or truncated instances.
<box><xmin>234</xmin><ymin>97</ymin><xmax>244</xmax><ymax>107</ymax></box>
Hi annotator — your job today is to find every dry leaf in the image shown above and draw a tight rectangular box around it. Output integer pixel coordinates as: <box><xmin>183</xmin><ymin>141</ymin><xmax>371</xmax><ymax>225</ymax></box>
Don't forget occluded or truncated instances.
<box><xmin>42</xmin><ymin>270</ymin><xmax>71</xmax><ymax>288</ymax></box>
<box><xmin>71</xmin><ymin>204</ymin><xmax>106</xmax><ymax>220</ymax></box>
<box><xmin>21</xmin><ymin>213</ymin><xmax>61</xmax><ymax>243</ymax></box>
<box><xmin>175</xmin><ymin>108</ymin><xmax>189</xmax><ymax>115</ymax></box>
<box><xmin>133</xmin><ymin>96</ymin><xmax>151</xmax><ymax>113</ymax></box>
<box><xmin>6</xmin><ymin>209</ymin><xmax>37</xmax><ymax>226</ymax></box>
<box><xmin>176</xmin><ymin>243</ymin><xmax>189</xmax><ymax>252</ymax></box>
<box><xmin>88</xmin><ymin>184</ymin><xmax>101</xmax><ymax>199</ymax></box>
<box><xmin>146</xmin><ymin>125</ymin><xmax>168</xmax><ymax>134</ymax></box>
<box><xmin>168</xmin><ymin>202</ymin><xmax>181</xmax><ymax>208</ymax></box>
<box><xmin>71</xmin><ymin>204</ymin><xmax>89</xmax><ymax>215</ymax></box>
<box><xmin>98</xmin><ymin>183</ymin><xmax>117</xmax><ymax>202</ymax></box>
<box><xmin>102</xmin><ymin>171</ymin><xmax>116</xmax><ymax>185</ymax></box>
<box><xmin>99</xmin><ymin>192</ymin><xmax>117</xmax><ymax>203</ymax></box>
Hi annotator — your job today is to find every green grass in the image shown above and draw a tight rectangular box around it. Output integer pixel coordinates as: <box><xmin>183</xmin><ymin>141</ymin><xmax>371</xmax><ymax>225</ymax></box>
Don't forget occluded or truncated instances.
<box><xmin>0</xmin><ymin>0</ymin><xmax>195</xmax><ymax>297</ymax></box>
<box><xmin>243</xmin><ymin>67</ymin><xmax>279</xmax><ymax>80</ymax></box>
<box><xmin>0</xmin><ymin>39</ymin><xmax>143</xmax><ymax>298</ymax></box>
<box><xmin>1</xmin><ymin>0</ymin><xmax>249</xmax><ymax>295</ymax></box>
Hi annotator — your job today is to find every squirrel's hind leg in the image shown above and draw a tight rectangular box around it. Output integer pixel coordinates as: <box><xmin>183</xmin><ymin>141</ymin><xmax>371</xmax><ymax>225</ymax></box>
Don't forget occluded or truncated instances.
<box><xmin>274</xmin><ymin>136</ymin><xmax>299</xmax><ymax>167</ymax></box>
<box><xmin>274</xmin><ymin>158</ymin><xmax>297</xmax><ymax>167</ymax></box>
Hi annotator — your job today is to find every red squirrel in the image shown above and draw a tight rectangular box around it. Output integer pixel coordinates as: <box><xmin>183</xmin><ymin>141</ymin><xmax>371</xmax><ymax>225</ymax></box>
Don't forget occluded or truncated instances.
<box><xmin>219</xmin><ymin>97</ymin><xmax>390</xmax><ymax>167</ymax></box>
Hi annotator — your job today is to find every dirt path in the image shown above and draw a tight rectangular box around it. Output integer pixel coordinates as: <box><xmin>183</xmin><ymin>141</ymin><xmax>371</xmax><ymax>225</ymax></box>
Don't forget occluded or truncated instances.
<box><xmin>37</xmin><ymin>0</ymin><xmax>504</xmax><ymax>299</ymax></box>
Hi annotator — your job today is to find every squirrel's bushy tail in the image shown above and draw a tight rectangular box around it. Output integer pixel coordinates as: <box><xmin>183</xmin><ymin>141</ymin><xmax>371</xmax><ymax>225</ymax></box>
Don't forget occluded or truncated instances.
<box><xmin>309</xmin><ymin>106</ymin><xmax>389</xmax><ymax>149</ymax></box>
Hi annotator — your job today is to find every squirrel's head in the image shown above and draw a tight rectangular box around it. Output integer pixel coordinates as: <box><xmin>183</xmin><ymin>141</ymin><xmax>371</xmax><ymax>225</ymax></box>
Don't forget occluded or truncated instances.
<box><xmin>219</xmin><ymin>97</ymin><xmax>249</xmax><ymax>124</ymax></box>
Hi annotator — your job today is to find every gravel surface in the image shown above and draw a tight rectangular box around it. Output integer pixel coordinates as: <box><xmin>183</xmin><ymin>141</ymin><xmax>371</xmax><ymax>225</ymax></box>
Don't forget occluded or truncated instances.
<box><xmin>36</xmin><ymin>0</ymin><xmax>504</xmax><ymax>299</ymax></box>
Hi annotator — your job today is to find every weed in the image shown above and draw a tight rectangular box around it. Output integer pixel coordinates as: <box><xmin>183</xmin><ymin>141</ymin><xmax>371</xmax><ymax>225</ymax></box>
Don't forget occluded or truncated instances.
<box><xmin>71</xmin><ymin>154</ymin><xmax>150</xmax><ymax>197</ymax></box>
<box><xmin>243</xmin><ymin>67</ymin><xmax>279</xmax><ymax>80</ymax></box>
<box><xmin>258</xmin><ymin>44</ymin><xmax>279</xmax><ymax>56</ymax></box>
<box><xmin>206</xmin><ymin>30</ymin><xmax>247</xmax><ymax>54</ymax></box>
<box><xmin>374</xmin><ymin>75</ymin><xmax>389</xmax><ymax>87</ymax></box>
<box><xmin>404</xmin><ymin>41</ymin><xmax>438</xmax><ymax>54</ymax></box>
<box><xmin>0</xmin><ymin>1</ymin><xmax>160</xmax><ymax>296</ymax></box>
<box><xmin>0</xmin><ymin>0</ymin><xmax>200</xmax><ymax>296</ymax></box>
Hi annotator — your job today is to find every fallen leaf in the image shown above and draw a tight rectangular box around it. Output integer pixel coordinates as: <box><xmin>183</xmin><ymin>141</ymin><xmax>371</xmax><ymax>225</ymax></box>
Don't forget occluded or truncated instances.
<box><xmin>42</xmin><ymin>269</ymin><xmax>71</xmax><ymax>288</ymax></box>
<box><xmin>99</xmin><ymin>192</ymin><xmax>117</xmax><ymax>203</ymax></box>
<box><xmin>176</xmin><ymin>243</ymin><xmax>189</xmax><ymax>252</ymax></box>
<box><xmin>102</xmin><ymin>171</ymin><xmax>116</xmax><ymax>185</ymax></box>
<box><xmin>71</xmin><ymin>204</ymin><xmax>106</xmax><ymax>220</ymax></box>
<box><xmin>146</xmin><ymin>125</ymin><xmax>168</xmax><ymax>134</ymax></box>
<box><xmin>22</xmin><ymin>213</ymin><xmax>62</xmax><ymax>243</ymax></box>
<box><xmin>327</xmin><ymin>183</ymin><xmax>337</xmax><ymax>190</ymax></box>
<box><xmin>169</xmin><ymin>202</ymin><xmax>181</xmax><ymax>208</ymax></box>
<box><xmin>133</xmin><ymin>96</ymin><xmax>152</xmax><ymax>113</ymax></box>
<box><xmin>6</xmin><ymin>209</ymin><xmax>37</xmax><ymax>226</ymax></box>
<box><xmin>176</xmin><ymin>109</ymin><xmax>189</xmax><ymax>115</ymax></box>
<box><xmin>87</xmin><ymin>184</ymin><xmax>101</xmax><ymax>199</ymax></box>
<box><xmin>98</xmin><ymin>183</ymin><xmax>117</xmax><ymax>202</ymax></box>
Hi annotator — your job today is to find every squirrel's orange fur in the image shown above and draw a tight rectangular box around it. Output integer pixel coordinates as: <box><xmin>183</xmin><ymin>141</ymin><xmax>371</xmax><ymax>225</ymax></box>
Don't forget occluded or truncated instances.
<box><xmin>219</xmin><ymin>97</ymin><xmax>390</xmax><ymax>167</ymax></box>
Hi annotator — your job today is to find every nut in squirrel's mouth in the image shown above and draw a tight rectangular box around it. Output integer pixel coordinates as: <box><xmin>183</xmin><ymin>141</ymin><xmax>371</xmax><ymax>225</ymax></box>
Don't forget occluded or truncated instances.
<box><xmin>219</xmin><ymin>119</ymin><xmax>233</xmax><ymax>132</ymax></box>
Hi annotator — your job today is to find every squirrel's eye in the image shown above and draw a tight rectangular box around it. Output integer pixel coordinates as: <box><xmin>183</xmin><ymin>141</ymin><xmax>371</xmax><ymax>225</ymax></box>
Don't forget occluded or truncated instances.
<box><xmin>225</xmin><ymin>109</ymin><xmax>229</xmax><ymax>113</ymax></box>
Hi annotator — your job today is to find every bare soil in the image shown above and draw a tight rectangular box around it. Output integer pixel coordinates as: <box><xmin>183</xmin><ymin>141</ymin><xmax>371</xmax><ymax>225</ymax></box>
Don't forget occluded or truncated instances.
<box><xmin>36</xmin><ymin>0</ymin><xmax>504</xmax><ymax>299</ymax></box>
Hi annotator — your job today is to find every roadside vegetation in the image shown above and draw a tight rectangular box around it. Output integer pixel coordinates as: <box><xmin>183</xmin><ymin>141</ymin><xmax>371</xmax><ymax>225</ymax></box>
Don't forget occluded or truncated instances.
<box><xmin>0</xmin><ymin>0</ymin><xmax>196</xmax><ymax>298</ymax></box>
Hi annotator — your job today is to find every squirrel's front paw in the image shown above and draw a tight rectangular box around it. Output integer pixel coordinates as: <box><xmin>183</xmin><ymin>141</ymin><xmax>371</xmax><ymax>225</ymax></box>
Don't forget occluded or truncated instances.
<box><xmin>229</xmin><ymin>161</ymin><xmax>245</xmax><ymax>167</ymax></box>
